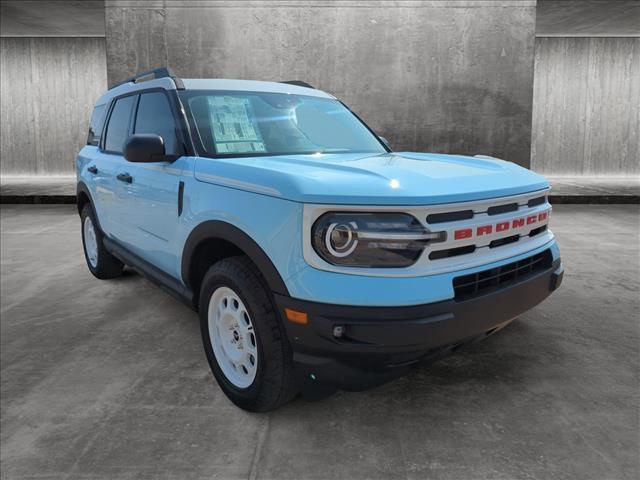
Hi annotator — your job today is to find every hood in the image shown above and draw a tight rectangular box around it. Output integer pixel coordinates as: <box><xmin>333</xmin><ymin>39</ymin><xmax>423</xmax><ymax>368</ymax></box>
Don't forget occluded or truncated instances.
<box><xmin>194</xmin><ymin>152</ymin><xmax>549</xmax><ymax>205</ymax></box>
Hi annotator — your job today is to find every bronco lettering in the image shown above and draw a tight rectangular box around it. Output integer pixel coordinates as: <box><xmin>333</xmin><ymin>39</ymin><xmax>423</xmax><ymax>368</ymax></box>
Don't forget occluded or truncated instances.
<box><xmin>453</xmin><ymin>211</ymin><xmax>549</xmax><ymax>241</ymax></box>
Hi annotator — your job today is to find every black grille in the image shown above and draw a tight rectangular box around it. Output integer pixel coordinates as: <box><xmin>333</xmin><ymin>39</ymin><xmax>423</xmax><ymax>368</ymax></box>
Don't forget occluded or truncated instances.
<box><xmin>489</xmin><ymin>234</ymin><xmax>520</xmax><ymax>248</ymax></box>
<box><xmin>487</xmin><ymin>203</ymin><xmax>518</xmax><ymax>215</ymax></box>
<box><xmin>529</xmin><ymin>225</ymin><xmax>547</xmax><ymax>237</ymax></box>
<box><xmin>527</xmin><ymin>196</ymin><xmax>546</xmax><ymax>207</ymax></box>
<box><xmin>429</xmin><ymin>245</ymin><xmax>476</xmax><ymax>260</ymax></box>
<box><xmin>426</xmin><ymin>210</ymin><xmax>473</xmax><ymax>224</ymax></box>
<box><xmin>453</xmin><ymin>249</ymin><xmax>552</xmax><ymax>301</ymax></box>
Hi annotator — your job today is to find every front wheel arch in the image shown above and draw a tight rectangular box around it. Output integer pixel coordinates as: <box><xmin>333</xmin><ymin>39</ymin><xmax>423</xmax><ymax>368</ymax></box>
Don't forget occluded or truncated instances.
<box><xmin>182</xmin><ymin>221</ymin><xmax>290</xmax><ymax>309</ymax></box>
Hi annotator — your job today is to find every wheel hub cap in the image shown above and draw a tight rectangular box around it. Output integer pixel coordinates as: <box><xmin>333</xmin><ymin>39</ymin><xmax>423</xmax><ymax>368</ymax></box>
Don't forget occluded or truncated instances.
<box><xmin>207</xmin><ymin>287</ymin><xmax>258</xmax><ymax>388</ymax></box>
<box><xmin>83</xmin><ymin>216</ymin><xmax>98</xmax><ymax>268</ymax></box>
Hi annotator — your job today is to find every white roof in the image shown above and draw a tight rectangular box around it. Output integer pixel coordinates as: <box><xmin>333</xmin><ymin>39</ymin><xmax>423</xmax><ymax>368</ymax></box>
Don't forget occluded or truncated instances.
<box><xmin>95</xmin><ymin>77</ymin><xmax>334</xmax><ymax>106</ymax></box>
<box><xmin>182</xmin><ymin>79</ymin><xmax>334</xmax><ymax>99</ymax></box>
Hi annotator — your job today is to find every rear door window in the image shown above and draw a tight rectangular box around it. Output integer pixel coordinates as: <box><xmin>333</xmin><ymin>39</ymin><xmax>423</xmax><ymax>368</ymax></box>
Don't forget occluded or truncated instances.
<box><xmin>133</xmin><ymin>92</ymin><xmax>180</xmax><ymax>155</ymax></box>
<box><xmin>103</xmin><ymin>95</ymin><xmax>137</xmax><ymax>153</ymax></box>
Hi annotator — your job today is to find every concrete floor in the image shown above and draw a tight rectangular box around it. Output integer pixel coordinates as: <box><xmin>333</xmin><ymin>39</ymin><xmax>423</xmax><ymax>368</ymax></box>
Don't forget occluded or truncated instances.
<box><xmin>1</xmin><ymin>205</ymin><xmax>638</xmax><ymax>480</ymax></box>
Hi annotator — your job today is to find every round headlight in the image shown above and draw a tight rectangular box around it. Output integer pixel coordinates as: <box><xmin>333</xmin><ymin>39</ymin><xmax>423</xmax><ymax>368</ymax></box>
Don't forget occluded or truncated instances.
<box><xmin>325</xmin><ymin>221</ymin><xmax>358</xmax><ymax>257</ymax></box>
<box><xmin>312</xmin><ymin>212</ymin><xmax>437</xmax><ymax>267</ymax></box>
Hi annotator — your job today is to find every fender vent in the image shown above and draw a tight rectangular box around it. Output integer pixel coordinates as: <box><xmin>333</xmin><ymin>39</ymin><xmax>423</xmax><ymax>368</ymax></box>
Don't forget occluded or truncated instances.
<box><xmin>453</xmin><ymin>249</ymin><xmax>552</xmax><ymax>301</ymax></box>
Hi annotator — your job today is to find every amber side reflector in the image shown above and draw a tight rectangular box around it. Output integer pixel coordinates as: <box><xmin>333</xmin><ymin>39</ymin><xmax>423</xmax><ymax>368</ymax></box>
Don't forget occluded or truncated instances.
<box><xmin>284</xmin><ymin>308</ymin><xmax>308</xmax><ymax>325</ymax></box>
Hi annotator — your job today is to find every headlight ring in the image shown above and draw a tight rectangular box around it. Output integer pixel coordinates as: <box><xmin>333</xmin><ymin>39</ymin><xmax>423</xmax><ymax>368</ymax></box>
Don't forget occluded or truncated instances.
<box><xmin>325</xmin><ymin>221</ymin><xmax>359</xmax><ymax>257</ymax></box>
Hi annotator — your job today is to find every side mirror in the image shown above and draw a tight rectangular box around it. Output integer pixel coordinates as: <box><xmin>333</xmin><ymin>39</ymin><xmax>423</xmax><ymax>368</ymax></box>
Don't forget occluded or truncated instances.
<box><xmin>124</xmin><ymin>134</ymin><xmax>167</xmax><ymax>163</ymax></box>
<box><xmin>379</xmin><ymin>136</ymin><xmax>391</xmax><ymax>148</ymax></box>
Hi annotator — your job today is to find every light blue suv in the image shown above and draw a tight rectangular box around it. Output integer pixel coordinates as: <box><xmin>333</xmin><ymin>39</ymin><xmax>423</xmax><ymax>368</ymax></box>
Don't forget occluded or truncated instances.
<box><xmin>77</xmin><ymin>68</ymin><xmax>563</xmax><ymax>411</ymax></box>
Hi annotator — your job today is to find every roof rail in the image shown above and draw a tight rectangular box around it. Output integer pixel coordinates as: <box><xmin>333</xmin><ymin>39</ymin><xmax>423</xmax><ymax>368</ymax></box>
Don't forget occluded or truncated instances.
<box><xmin>110</xmin><ymin>67</ymin><xmax>184</xmax><ymax>90</ymax></box>
<box><xmin>280</xmin><ymin>80</ymin><xmax>315</xmax><ymax>89</ymax></box>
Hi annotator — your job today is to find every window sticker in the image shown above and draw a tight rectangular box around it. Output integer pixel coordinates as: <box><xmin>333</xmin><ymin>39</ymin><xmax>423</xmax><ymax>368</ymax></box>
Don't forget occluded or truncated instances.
<box><xmin>208</xmin><ymin>96</ymin><xmax>266</xmax><ymax>153</ymax></box>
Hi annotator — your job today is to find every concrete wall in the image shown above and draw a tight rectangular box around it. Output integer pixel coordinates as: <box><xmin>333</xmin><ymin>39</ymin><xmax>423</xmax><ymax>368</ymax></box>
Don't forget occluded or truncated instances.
<box><xmin>531</xmin><ymin>37</ymin><xmax>640</xmax><ymax>176</ymax></box>
<box><xmin>0</xmin><ymin>1</ymin><xmax>105</xmax><ymax>37</ymax></box>
<box><xmin>0</xmin><ymin>37</ymin><xmax>107</xmax><ymax>176</ymax></box>
<box><xmin>536</xmin><ymin>0</ymin><xmax>640</xmax><ymax>38</ymax></box>
<box><xmin>105</xmin><ymin>0</ymin><xmax>537</xmax><ymax>167</ymax></box>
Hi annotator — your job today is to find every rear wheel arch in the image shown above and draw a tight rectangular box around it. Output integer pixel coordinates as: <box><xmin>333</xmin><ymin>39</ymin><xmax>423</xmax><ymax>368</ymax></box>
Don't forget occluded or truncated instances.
<box><xmin>76</xmin><ymin>182</ymin><xmax>106</xmax><ymax>234</ymax></box>
<box><xmin>182</xmin><ymin>221</ymin><xmax>289</xmax><ymax>307</ymax></box>
<box><xmin>76</xmin><ymin>182</ymin><xmax>92</xmax><ymax>216</ymax></box>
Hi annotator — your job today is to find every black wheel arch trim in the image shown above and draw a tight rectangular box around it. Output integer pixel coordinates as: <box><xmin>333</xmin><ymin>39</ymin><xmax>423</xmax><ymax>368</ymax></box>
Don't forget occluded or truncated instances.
<box><xmin>181</xmin><ymin>220</ymin><xmax>290</xmax><ymax>297</ymax></box>
<box><xmin>76</xmin><ymin>181</ymin><xmax>104</xmax><ymax>231</ymax></box>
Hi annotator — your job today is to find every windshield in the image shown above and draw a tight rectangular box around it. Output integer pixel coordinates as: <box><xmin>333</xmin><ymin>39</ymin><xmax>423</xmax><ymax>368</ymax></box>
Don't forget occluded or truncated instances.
<box><xmin>179</xmin><ymin>90</ymin><xmax>387</xmax><ymax>157</ymax></box>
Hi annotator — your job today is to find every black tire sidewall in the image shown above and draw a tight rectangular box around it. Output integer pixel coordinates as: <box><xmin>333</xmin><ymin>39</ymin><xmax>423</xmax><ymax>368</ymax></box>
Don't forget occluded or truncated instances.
<box><xmin>198</xmin><ymin>259</ymin><xmax>288</xmax><ymax>410</ymax></box>
<box><xmin>81</xmin><ymin>204</ymin><xmax>102</xmax><ymax>276</ymax></box>
<box><xmin>80</xmin><ymin>204</ymin><xmax>122</xmax><ymax>278</ymax></box>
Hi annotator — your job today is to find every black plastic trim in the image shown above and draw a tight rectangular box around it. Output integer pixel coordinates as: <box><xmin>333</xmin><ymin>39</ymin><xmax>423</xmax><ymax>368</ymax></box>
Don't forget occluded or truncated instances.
<box><xmin>453</xmin><ymin>249</ymin><xmax>552</xmax><ymax>301</ymax></box>
<box><xmin>178</xmin><ymin>181</ymin><xmax>185</xmax><ymax>216</ymax></box>
<box><xmin>181</xmin><ymin>220</ymin><xmax>289</xmax><ymax>296</ymax></box>
<box><xmin>487</xmin><ymin>203</ymin><xmax>518</xmax><ymax>215</ymax></box>
<box><xmin>529</xmin><ymin>225</ymin><xmax>548</xmax><ymax>237</ymax></box>
<box><xmin>103</xmin><ymin>237</ymin><xmax>194</xmax><ymax>307</ymax></box>
<box><xmin>429</xmin><ymin>244</ymin><xmax>476</xmax><ymax>260</ymax></box>
<box><xmin>528</xmin><ymin>196</ymin><xmax>546</xmax><ymax>207</ymax></box>
<box><xmin>280</xmin><ymin>80</ymin><xmax>315</xmax><ymax>89</ymax></box>
<box><xmin>76</xmin><ymin>181</ymin><xmax>98</xmax><ymax>219</ymax></box>
<box><xmin>489</xmin><ymin>234</ymin><xmax>520</xmax><ymax>248</ymax></box>
<box><xmin>274</xmin><ymin>256</ymin><xmax>562</xmax><ymax>392</ymax></box>
<box><xmin>426</xmin><ymin>210</ymin><xmax>474</xmax><ymax>224</ymax></box>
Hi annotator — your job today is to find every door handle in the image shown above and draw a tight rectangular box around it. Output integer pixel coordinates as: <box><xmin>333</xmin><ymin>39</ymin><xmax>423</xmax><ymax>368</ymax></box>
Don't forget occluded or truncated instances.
<box><xmin>116</xmin><ymin>173</ymin><xmax>133</xmax><ymax>184</ymax></box>
<box><xmin>87</xmin><ymin>165</ymin><xmax>98</xmax><ymax>174</ymax></box>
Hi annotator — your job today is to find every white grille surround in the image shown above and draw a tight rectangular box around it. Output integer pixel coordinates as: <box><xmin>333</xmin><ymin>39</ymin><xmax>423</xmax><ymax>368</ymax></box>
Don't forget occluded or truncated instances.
<box><xmin>302</xmin><ymin>189</ymin><xmax>554</xmax><ymax>278</ymax></box>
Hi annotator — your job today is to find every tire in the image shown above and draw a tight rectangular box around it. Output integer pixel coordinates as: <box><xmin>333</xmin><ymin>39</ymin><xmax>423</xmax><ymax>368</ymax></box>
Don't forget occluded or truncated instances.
<box><xmin>80</xmin><ymin>204</ymin><xmax>124</xmax><ymax>279</ymax></box>
<box><xmin>199</xmin><ymin>256</ymin><xmax>297</xmax><ymax>411</ymax></box>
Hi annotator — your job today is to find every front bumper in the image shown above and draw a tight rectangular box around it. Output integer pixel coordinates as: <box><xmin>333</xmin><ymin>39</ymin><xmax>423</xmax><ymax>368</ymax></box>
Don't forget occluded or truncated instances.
<box><xmin>275</xmin><ymin>256</ymin><xmax>563</xmax><ymax>397</ymax></box>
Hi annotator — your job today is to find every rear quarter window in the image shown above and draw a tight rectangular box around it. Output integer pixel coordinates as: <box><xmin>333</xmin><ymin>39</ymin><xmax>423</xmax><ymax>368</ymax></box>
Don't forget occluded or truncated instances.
<box><xmin>87</xmin><ymin>104</ymin><xmax>106</xmax><ymax>146</ymax></box>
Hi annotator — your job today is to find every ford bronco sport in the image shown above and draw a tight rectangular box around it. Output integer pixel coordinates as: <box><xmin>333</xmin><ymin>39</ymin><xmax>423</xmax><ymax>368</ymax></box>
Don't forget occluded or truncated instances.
<box><xmin>77</xmin><ymin>68</ymin><xmax>563</xmax><ymax>411</ymax></box>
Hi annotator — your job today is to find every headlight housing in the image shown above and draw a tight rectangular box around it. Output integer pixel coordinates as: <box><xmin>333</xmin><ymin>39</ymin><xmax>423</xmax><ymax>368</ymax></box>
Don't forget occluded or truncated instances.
<box><xmin>311</xmin><ymin>212</ymin><xmax>443</xmax><ymax>268</ymax></box>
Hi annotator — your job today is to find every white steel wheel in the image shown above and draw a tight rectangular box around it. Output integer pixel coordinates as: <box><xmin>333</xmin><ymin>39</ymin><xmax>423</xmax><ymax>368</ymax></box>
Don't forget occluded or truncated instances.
<box><xmin>83</xmin><ymin>215</ymin><xmax>99</xmax><ymax>268</ymax></box>
<box><xmin>207</xmin><ymin>286</ymin><xmax>258</xmax><ymax>388</ymax></box>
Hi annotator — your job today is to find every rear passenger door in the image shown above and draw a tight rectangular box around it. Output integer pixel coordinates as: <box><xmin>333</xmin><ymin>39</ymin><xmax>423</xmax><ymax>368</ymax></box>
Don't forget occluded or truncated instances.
<box><xmin>93</xmin><ymin>94</ymin><xmax>138</xmax><ymax>241</ymax></box>
<box><xmin>116</xmin><ymin>90</ymin><xmax>187</xmax><ymax>275</ymax></box>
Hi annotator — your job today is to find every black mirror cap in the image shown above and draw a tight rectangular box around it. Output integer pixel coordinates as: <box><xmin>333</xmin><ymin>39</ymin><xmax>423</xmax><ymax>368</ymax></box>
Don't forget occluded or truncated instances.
<box><xmin>124</xmin><ymin>134</ymin><xmax>166</xmax><ymax>163</ymax></box>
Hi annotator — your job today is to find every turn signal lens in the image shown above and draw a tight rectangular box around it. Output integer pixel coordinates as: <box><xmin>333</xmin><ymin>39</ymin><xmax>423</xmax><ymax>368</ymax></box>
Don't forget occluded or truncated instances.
<box><xmin>284</xmin><ymin>308</ymin><xmax>308</xmax><ymax>325</ymax></box>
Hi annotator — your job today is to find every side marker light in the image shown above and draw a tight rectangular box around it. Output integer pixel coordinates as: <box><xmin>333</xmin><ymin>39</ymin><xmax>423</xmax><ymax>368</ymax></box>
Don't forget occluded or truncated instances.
<box><xmin>285</xmin><ymin>308</ymin><xmax>308</xmax><ymax>324</ymax></box>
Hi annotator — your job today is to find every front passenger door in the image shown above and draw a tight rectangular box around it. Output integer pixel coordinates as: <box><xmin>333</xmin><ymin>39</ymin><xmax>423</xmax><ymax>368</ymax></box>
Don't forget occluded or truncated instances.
<box><xmin>117</xmin><ymin>91</ymin><xmax>186</xmax><ymax>276</ymax></box>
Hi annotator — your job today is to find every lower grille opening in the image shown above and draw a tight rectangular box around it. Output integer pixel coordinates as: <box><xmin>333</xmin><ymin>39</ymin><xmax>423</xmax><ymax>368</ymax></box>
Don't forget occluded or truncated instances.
<box><xmin>429</xmin><ymin>245</ymin><xmax>476</xmax><ymax>260</ymax></box>
<box><xmin>453</xmin><ymin>249</ymin><xmax>553</xmax><ymax>301</ymax></box>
